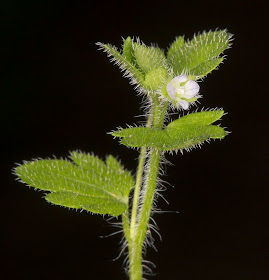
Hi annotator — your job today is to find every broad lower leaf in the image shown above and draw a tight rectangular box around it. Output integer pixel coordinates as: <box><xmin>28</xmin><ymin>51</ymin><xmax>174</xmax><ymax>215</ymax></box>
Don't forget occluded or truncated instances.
<box><xmin>15</xmin><ymin>152</ymin><xmax>134</xmax><ymax>216</ymax></box>
<box><xmin>105</xmin><ymin>155</ymin><xmax>125</xmax><ymax>174</ymax></box>
<box><xmin>46</xmin><ymin>192</ymin><xmax>125</xmax><ymax>216</ymax></box>
<box><xmin>71</xmin><ymin>151</ymin><xmax>106</xmax><ymax>173</ymax></box>
<box><xmin>70</xmin><ymin>152</ymin><xmax>133</xmax><ymax>197</ymax></box>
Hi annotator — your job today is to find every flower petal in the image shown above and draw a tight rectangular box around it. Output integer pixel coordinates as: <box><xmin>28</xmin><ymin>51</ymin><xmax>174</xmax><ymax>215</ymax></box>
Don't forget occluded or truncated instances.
<box><xmin>183</xmin><ymin>80</ymin><xmax>200</xmax><ymax>98</ymax></box>
<box><xmin>166</xmin><ymin>82</ymin><xmax>176</xmax><ymax>100</ymax></box>
<box><xmin>170</xmin><ymin>74</ymin><xmax>188</xmax><ymax>88</ymax></box>
<box><xmin>178</xmin><ymin>99</ymin><xmax>189</xmax><ymax>110</ymax></box>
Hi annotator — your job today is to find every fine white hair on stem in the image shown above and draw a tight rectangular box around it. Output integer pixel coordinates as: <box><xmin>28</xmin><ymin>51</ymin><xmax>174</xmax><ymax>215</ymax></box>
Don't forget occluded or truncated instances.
<box><xmin>142</xmin><ymin>259</ymin><xmax>158</xmax><ymax>278</ymax></box>
<box><xmin>99</xmin><ymin>229</ymin><xmax>124</xmax><ymax>239</ymax></box>
<box><xmin>101</xmin><ymin>215</ymin><xmax>131</xmax><ymax>270</ymax></box>
<box><xmin>112</xmin><ymin>240</ymin><xmax>128</xmax><ymax>262</ymax></box>
<box><xmin>132</xmin><ymin>146</ymin><xmax>169</xmax><ymax>274</ymax></box>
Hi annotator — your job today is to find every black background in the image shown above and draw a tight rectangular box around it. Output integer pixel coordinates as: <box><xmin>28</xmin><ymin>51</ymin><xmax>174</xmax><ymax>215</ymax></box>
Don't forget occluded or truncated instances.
<box><xmin>1</xmin><ymin>0</ymin><xmax>268</xmax><ymax>279</ymax></box>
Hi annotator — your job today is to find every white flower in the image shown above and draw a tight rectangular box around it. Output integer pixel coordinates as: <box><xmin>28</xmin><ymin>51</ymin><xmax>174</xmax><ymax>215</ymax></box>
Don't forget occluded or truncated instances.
<box><xmin>166</xmin><ymin>75</ymin><xmax>200</xmax><ymax>109</ymax></box>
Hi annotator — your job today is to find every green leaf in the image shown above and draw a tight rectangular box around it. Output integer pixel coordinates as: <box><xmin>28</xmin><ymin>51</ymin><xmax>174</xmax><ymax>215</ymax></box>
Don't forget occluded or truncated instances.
<box><xmin>15</xmin><ymin>152</ymin><xmax>134</xmax><ymax>216</ymax></box>
<box><xmin>113</xmin><ymin>127</ymin><xmax>164</xmax><ymax>148</ymax></box>
<box><xmin>105</xmin><ymin>155</ymin><xmax>125</xmax><ymax>174</ymax></box>
<box><xmin>134</xmin><ymin>43</ymin><xmax>167</xmax><ymax>73</ymax></box>
<box><xmin>122</xmin><ymin>36</ymin><xmax>136</xmax><ymax>65</ymax></box>
<box><xmin>167</xmin><ymin>36</ymin><xmax>185</xmax><ymax>61</ymax></box>
<box><xmin>165</xmin><ymin>125</ymin><xmax>226</xmax><ymax>146</ymax></box>
<box><xmin>70</xmin><ymin>152</ymin><xmax>133</xmax><ymax>197</ymax></box>
<box><xmin>71</xmin><ymin>151</ymin><xmax>106</xmax><ymax>173</ymax></box>
<box><xmin>46</xmin><ymin>192</ymin><xmax>125</xmax><ymax>216</ymax></box>
<box><xmin>168</xmin><ymin>30</ymin><xmax>230</xmax><ymax>76</ymax></box>
<box><xmin>190</xmin><ymin>57</ymin><xmax>224</xmax><ymax>78</ymax></box>
<box><xmin>203</xmin><ymin>125</ymin><xmax>226</xmax><ymax>139</ymax></box>
<box><xmin>143</xmin><ymin>66</ymin><xmax>168</xmax><ymax>90</ymax></box>
<box><xmin>166</xmin><ymin>110</ymin><xmax>224</xmax><ymax>129</ymax></box>
<box><xmin>96</xmin><ymin>42</ymin><xmax>144</xmax><ymax>86</ymax></box>
<box><xmin>112</xmin><ymin>110</ymin><xmax>226</xmax><ymax>152</ymax></box>
<box><xmin>112</xmin><ymin>124</ymin><xmax>226</xmax><ymax>152</ymax></box>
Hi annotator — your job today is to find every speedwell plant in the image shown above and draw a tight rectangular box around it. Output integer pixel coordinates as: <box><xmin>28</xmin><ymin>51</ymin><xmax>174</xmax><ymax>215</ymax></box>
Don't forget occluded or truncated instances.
<box><xmin>15</xmin><ymin>30</ymin><xmax>232</xmax><ymax>280</ymax></box>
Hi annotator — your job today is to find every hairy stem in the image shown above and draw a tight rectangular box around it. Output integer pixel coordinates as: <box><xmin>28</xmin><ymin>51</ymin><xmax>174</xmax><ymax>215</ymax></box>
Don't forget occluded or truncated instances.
<box><xmin>122</xmin><ymin>209</ymin><xmax>130</xmax><ymax>244</ymax></box>
<box><xmin>129</xmin><ymin>241</ymin><xmax>143</xmax><ymax>280</ymax></box>
<box><xmin>130</xmin><ymin>109</ymin><xmax>153</xmax><ymax>239</ymax></box>
<box><xmin>129</xmin><ymin>101</ymin><xmax>168</xmax><ymax>280</ymax></box>
<box><xmin>130</xmin><ymin>147</ymin><xmax>147</xmax><ymax>239</ymax></box>
<box><xmin>135</xmin><ymin>148</ymin><xmax>161</xmax><ymax>248</ymax></box>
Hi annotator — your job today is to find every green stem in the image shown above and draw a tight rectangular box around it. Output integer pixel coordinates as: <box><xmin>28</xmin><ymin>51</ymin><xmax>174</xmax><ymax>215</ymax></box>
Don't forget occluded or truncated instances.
<box><xmin>130</xmin><ymin>109</ymin><xmax>153</xmax><ymax>239</ymax></box>
<box><xmin>129</xmin><ymin>101</ymin><xmax>168</xmax><ymax>280</ymax></box>
<box><xmin>129</xmin><ymin>241</ymin><xmax>143</xmax><ymax>280</ymax></box>
<box><xmin>135</xmin><ymin>148</ymin><xmax>161</xmax><ymax>247</ymax></box>
<box><xmin>130</xmin><ymin>146</ymin><xmax>147</xmax><ymax>239</ymax></box>
<box><xmin>122</xmin><ymin>209</ymin><xmax>130</xmax><ymax>244</ymax></box>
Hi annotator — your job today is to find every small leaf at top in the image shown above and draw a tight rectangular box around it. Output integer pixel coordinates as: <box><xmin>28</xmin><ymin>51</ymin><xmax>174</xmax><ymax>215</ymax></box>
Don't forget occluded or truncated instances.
<box><xmin>96</xmin><ymin>42</ymin><xmax>144</xmax><ymax>86</ymax></box>
<box><xmin>190</xmin><ymin>57</ymin><xmax>224</xmax><ymax>78</ymax></box>
<box><xmin>143</xmin><ymin>66</ymin><xmax>168</xmax><ymax>90</ymax></box>
<box><xmin>134</xmin><ymin>43</ymin><xmax>167</xmax><ymax>73</ymax></box>
<box><xmin>122</xmin><ymin>36</ymin><xmax>136</xmax><ymax>65</ymax></box>
<box><xmin>167</xmin><ymin>36</ymin><xmax>185</xmax><ymax>61</ymax></box>
<box><xmin>168</xmin><ymin>30</ymin><xmax>231</xmax><ymax>77</ymax></box>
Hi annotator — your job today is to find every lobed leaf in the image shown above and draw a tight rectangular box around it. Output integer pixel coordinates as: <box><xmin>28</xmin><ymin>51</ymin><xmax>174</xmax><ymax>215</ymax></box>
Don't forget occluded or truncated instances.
<box><xmin>113</xmin><ymin>125</ymin><xmax>226</xmax><ymax>151</ymax></box>
<box><xmin>15</xmin><ymin>152</ymin><xmax>134</xmax><ymax>216</ymax></box>
<box><xmin>105</xmin><ymin>154</ymin><xmax>125</xmax><ymax>174</ymax></box>
<box><xmin>46</xmin><ymin>192</ymin><xmax>126</xmax><ymax>217</ymax></box>
<box><xmin>112</xmin><ymin>110</ymin><xmax>226</xmax><ymax>152</ymax></box>
<box><xmin>71</xmin><ymin>151</ymin><xmax>106</xmax><ymax>173</ymax></box>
